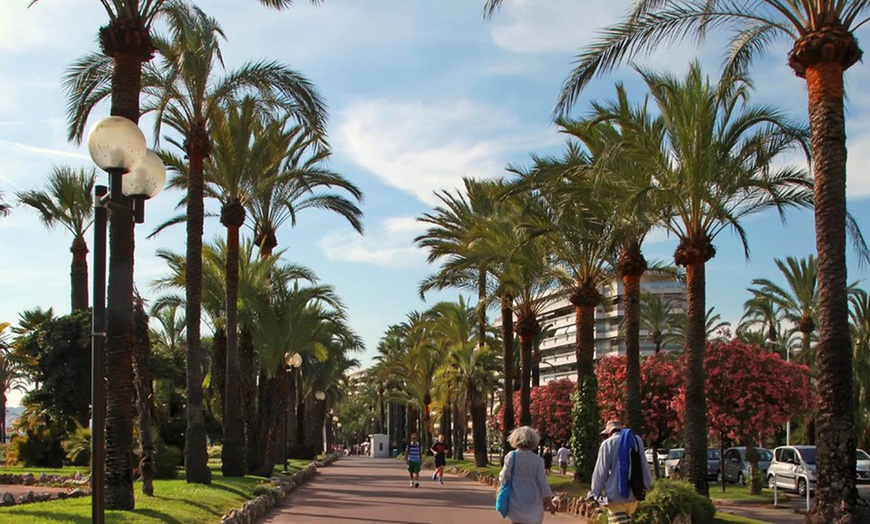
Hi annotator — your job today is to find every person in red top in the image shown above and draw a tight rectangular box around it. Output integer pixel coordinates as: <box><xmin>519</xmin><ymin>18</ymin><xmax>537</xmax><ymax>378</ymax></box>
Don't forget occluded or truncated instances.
<box><xmin>430</xmin><ymin>434</ymin><xmax>448</xmax><ymax>484</ymax></box>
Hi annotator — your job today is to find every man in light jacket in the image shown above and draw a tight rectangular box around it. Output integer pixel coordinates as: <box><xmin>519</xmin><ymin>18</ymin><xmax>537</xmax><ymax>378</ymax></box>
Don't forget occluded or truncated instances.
<box><xmin>589</xmin><ymin>420</ymin><xmax>653</xmax><ymax>523</ymax></box>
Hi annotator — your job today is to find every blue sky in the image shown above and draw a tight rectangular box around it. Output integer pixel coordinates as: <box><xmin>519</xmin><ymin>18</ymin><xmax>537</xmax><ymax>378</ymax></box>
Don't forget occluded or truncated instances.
<box><xmin>2</xmin><ymin>1</ymin><xmax>869</xmax><ymax>407</ymax></box>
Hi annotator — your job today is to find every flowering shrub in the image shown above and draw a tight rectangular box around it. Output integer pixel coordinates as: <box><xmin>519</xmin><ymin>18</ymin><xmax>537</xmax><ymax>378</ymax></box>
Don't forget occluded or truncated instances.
<box><xmin>494</xmin><ymin>378</ymin><xmax>575</xmax><ymax>445</ymax></box>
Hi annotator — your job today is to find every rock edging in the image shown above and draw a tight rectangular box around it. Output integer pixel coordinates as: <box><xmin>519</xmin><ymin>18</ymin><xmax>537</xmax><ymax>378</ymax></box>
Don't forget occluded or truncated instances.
<box><xmin>444</xmin><ymin>465</ymin><xmax>603</xmax><ymax>521</ymax></box>
<box><xmin>220</xmin><ymin>453</ymin><xmax>341</xmax><ymax>524</ymax></box>
<box><xmin>0</xmin><ymin>471</ymin><xmax>91</xmax><ymax>507</ymax></box>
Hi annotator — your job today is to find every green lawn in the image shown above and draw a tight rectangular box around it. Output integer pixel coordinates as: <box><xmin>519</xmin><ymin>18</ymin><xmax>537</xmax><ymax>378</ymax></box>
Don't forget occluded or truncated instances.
<box><xmin>0</xmin><ymin>462</ymin><xmax>316</xmax><ymax>523</ymax></box>
<box><xmin>708</xmin><ymin>483</ymin><xmax>782</xmax><ymax>502</ymax></box>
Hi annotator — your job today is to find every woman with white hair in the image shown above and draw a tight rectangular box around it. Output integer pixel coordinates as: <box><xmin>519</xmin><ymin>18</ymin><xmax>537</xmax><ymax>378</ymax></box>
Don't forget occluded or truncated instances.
<box><xmin>498</xmin><ymin>426</ymin><xmax>556</xmax><ymax>523</ymax></box>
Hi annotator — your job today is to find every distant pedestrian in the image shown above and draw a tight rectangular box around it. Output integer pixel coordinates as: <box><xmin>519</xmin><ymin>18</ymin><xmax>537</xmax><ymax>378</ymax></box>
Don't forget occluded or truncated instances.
<box><xmin>431</xmin><ymin>433</ymin><xmax>448</xmax><ymax>484</ymax></box>
<box><xmin>404</xmin><ymin>433</ymin><xmax>422</xmax><ymax>487</ymax></box>
<box><xmin>555</xmin><ymin>443</ymin><xmax>571</xmax><ymax>476</ymax></box>
<box><xmin>542</xmin><ymin>446</ymin><xmax>553</xmax><ymax>475</ymax></box>
<box><xmin>497</xmin><ymin>426</ymin><xmax>556</xmax><ymax>524</ymax></box>
<box><xmin>588</xmin><ymin>420</ymin><xmax>653</xmax><ymax>523</ymax></box>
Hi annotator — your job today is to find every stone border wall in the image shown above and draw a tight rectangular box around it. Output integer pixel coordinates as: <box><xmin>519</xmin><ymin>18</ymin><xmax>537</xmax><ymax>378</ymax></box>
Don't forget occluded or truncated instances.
<box><xmin>444</xmin><ymin>465</ymin><xmax>604</xmax><ymax>521</ymax></box>
<box><xmin>0</xmin><ymin>472</ymin><xmax>91</xmax><ymax>507</ymax></box>
<box><xmin>220</xmin><ymin>453</ymin><xmax>341</xmax><ymax>524</ymax></box>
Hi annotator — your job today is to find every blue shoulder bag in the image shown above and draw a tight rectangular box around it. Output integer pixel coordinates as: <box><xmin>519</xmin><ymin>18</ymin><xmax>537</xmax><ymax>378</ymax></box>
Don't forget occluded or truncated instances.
<box><xmin>495</xmin><ymin>451</ymin><xmax>516</xmax><ymax>518</ymax></box>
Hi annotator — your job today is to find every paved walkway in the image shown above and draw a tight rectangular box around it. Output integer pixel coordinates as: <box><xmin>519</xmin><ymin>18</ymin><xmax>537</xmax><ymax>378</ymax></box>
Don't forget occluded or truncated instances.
<box><xmin>716</xmin><ymin>502</ymin><xmax>805</xmax><ymax>524</ymax></box>
<box><xmin>260</xmin><ymin>456</ymin><xmax>576</xmax><ymax>523</ymax></box>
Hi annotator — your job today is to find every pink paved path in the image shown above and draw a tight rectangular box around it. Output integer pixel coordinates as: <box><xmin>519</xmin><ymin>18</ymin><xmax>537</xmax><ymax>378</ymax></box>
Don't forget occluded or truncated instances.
<box><xmin>260</xmin><ymin>456</ymin><xmax>578</xmax><ymax>524</ymax></box>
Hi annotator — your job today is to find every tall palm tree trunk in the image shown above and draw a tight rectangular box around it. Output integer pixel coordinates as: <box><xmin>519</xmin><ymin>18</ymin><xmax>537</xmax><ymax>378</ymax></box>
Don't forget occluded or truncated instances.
<box><xmin>184</xmin><ymin>129</ymin><xmax>212</xmax><ymax>484</ymax></box>
<box><xmin>133</xmin><ymin>295</ymin><xmax>154</xmax><ymax>496</ymax></box>
<box><xmin>212</xmin><ymin>328</ymin><xmax>226</xmax><ymax>415</ymax></box>
<box><xmin>102</xmin><ymin>20</ymin><xmax>152</xmax><ymax>510</ymax></box>
<box><xmin>71</xmin><ymin>235</ymin><xmax>89</xmax><ymax>311</ymax></box>
<box><xmin>500</xmin><ymin>296</ymin><xmax>515</xmax><ymax>457</ymax></box>
<box><xmin>518</xmin><ymin>329</ymin><xmax>534</xmax><ymax>427</ymax></box>
<box><xmin>471</xmin><ymin>392</ymin><xmax>488</xmax><ymax>467</ymax></box>
<box><xmin>104</xmin><ymin>201</ymin><xmax>136</xmax><ymax>509</ymax></box>
<box><xmin>683</xmin><ymin>260</ymin><xmax>709</xmax><ymax>496</ymax></box>
<box><xmin>622</xmin><ymin>271</ymin><xmax>644</xmax><ymax>433</ymax></box>
<box><xmin>478</xmin><ymin>267</ymin><xmax>487</xmax><ymax>348</ymax></box>
<box><xmin>804</xmin><ymin>60</ymin><xmax>858</xmax><ymax>523</ymax></box>
<box><xmin>452</xmin><ymin>401</ymin><xmax>463</xmax><ymax>460</ymax></box>
<box><xmin>239</xmin><ymin>328</ymin><xmax>258</xmax><ymax>471</ymax></box>
<box><xmin>575</xmin><ymin>304</ymin><xmax>596</xmax><ymax>381</ymax></box>
<box><xmin>221</xmin><ymin>220</ymin><xmax>245</xmax><ymax>476</ymax></box>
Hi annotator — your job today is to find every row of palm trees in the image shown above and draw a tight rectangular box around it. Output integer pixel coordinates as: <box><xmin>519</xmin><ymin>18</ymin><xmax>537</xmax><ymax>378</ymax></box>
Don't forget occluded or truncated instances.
<box><xmin>416</xmin><ymin>61</ymin><xmax>816</xmax><ymax>490</ymax></box>
<box><xmin>481</xmin><ymin>2</ymin><xmax>868</xmax><ymax>521</ymax></box>
<box><xmin>5</xmin><ymin>0</ymin><xmax>353</xmax><ymax>511</ymax></box>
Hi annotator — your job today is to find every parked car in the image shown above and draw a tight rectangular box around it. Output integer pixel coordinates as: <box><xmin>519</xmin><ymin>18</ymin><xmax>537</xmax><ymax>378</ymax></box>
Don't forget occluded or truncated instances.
<box><xmin>722</xmin><ymin>447</ymin><xmax>772</xmax><ymax>485</ymax></box>
<box><xmin>767</xmin><ymin>445</ymin><xmax>817</xmax><ymax>496</ymax></box>
<box><xmin>857</xmin><ymin>449</ymin><xmax>870</xmax><ymax>483</ymax></box>
<box><xmin>645</xmin><ymin>447</ymin><xmax>668</xmax><ymax>465</ymax></box>
<box><xmin>664</xmin><ymin>448</ymin><xmax>684</xmax><ymax>478</ymax></box>
<box><xmin>663</xmin><ymin>448</ymin><xmax>719</xmax><ymax>480</ymax></box>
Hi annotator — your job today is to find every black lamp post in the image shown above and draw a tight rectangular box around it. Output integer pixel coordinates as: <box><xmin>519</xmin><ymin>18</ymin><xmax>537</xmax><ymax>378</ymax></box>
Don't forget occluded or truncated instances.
<box><xmin>284</xmin><ymin>352</ymin><xmax>302</xmax><ymax>470</ymax></box>
<box><xmin>88</xmin><ymin>116</ymin><xmax>165</xmax><ymax>524</ymax></box>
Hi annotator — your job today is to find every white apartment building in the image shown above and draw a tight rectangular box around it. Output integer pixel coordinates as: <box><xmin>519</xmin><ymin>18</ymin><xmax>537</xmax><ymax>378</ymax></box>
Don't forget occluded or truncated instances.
<box><xmin>532</xmin><ymin>272</ymin><xmax>686</xmax><ymax>384</ymax></box>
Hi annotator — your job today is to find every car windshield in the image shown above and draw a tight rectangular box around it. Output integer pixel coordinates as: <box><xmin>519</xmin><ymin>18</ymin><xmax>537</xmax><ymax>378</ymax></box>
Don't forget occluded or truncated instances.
<box><xmin>668</xmin><ymin>450</ymin><xmax>684</xmax><ymax>459</ymax></box>
<box><xmin>797</xmin><ymin>448</ymin><xmax>816</xmax><ymax>465</ymax></box>
<box><xmin>707</xmin><ymin>450</ymin><xmax>720</xmax><ymax>459</ymax></box>
<box><xmin>657</xmin><ymin>448</ymin><xmax>668</xmax><ymax>455</ymax></box>
<box><xmin>757</xmin><ymin>449</ymin><xmax>773</xmax><ymax>461</ymax></box>
<box><xmin>857</xmin><ymin>450</ymin><xmax>870</xmax><ymax>461</ymax></box>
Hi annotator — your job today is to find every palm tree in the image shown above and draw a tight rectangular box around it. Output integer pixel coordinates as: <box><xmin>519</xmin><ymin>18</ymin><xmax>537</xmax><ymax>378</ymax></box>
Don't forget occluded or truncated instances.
<box><xmin>16</xmin><ymin>166</ymin><xmax>95</xmax><ymax>312</ymax></box>
<box><xmin>487</xmin><ymin>1</ymin><xmax>870</xmax><ymax>516</ymax></box>
<box><xmin>585</xmin><ymin>64</ymin><xmax>811</xmax><ymax>495</ymax></box>
<box><xmin>430</xmin><ymin>298</ymin><xmax>501</xmax><ymax>467</ymax></box>
<box><xmin>640</xmin><ymin>291</ymin><xmax>681</xmax><ymax>354</ymax></box>
<box><xmin>0</xmin><ymin>191</ymin><xmax>11</xmax><ymax>218</ymax></box>
<box><xmin>749</xmin><ymin>256</ymin><xmax>818</xmax><ymax>357</ymax></box>
<box><xmin>416</xmin><ymin>179</ymin><xmax>515</xmax><ymax>457</ymax></box>
<box><xmin>0</xmin><ymin>322</ymin><xmax>26</xmax><ymax>443</ymax></box>
<box><xmin>667</xmin><ymin>307</ymin><xmax>732</xmax><ymax>347</ymax></box>
<box><xmin>557</xmin><ymin>94</ymin><xmax>663</xmax><ymax>433</ymax></box>
<box><xmin>740</xmin><ymin>290</ymin><xmax>785</xmax><ymax>348</ymax></box>
<box><xmin>849</xmin><ymin>288</ymin><xmax>870</xmax><ymax>451</ymax></box>
<box><xmin>245</xmin><ymin>119</ymin><xmax>363</xmax><ymax>260</ymax></box>
<box><xmin>143</xmin><ymin>1</ymin><xmax>327</xmax><ymax>483</ymax></box>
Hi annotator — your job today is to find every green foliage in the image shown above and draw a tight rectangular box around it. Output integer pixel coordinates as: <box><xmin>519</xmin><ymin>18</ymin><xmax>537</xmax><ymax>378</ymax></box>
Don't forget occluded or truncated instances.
<box><xmin>62</xmin><ymin>423</ymin><xmax>91</xmax><ymax>466</ymax></box>
<box><xmin>633</xmin><ymin>479</ymin><xmax>717</xmax><ymax>524</ymax></box>
<box><xmin>15</xmin><ymin>310</ymin><xmax>91</xmax><ymax>432</ymax></box>
<box><xmin>153</xmin><ymin>435</ymin><xmax>183</xmax><ymax>479</ymax></box>
<box><xmin>569</xmin><ymin>373</ymin><xmax>600</xmax><ymax>482</ymax></box>
<box><xmin>10</xmin><ymin>425</ymin><xmax>65</xmax><ymax>468</ymax></box>
<box><xmin>207</xmin><ymin>445</ymin><xmax>223</xmax><ymax>459</ymax></box>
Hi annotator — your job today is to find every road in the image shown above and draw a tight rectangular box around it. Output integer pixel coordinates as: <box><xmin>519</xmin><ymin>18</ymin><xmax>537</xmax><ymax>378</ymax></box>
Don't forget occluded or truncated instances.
<box><xmin>260</xmin><ymin>456</ymin><xmax>576</xmax><ymax>524</ymax></box>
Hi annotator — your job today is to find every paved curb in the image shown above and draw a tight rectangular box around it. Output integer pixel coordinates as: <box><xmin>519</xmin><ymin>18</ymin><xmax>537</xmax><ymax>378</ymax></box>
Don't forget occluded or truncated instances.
<box><xmin>220</xmin><ymin>453</ymin><xmax>341</xmax><ymax>524</ymax></box>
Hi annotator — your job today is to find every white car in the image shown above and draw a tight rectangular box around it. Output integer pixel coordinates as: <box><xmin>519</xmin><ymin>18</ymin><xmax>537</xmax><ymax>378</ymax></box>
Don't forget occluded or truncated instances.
<box><xmin>645</xmin><ymin>447</ymin><xmax>668</xmax><ymax>465</ymax></box>
<box><xmin>857</xmin><ymin>449</ymin><xmax>870</xmax><ymax>484</ymax></box>
<box><xmin>663</xmin><ymin>448</ymin><xmax>684</xmax><ymax>478</ymax></box>
<box><xmin>767</xmin><ymin>445</ymin><xmax>817</xmax><ymax>496</ymax></box>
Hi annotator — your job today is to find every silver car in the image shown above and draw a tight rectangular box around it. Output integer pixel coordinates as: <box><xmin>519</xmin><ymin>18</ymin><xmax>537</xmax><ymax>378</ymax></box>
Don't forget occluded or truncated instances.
<box><xmin>857</xmin><ymin>449</ymin><xmax>870</xmax><ymax>484</ymax></box>
<box><xmin>767</xmin><ymin>445</ymin><xmax>817</xmax><ymax>496</ymax></box>
<box><xmin>722</xmin><ymin>447</ymin><xmax>772</xmax><ymax>485</ymax></box>
<box><xmin>664</xmin><ymin>448</ymin><xmax>684</xmax><ymax>478</ymax></box>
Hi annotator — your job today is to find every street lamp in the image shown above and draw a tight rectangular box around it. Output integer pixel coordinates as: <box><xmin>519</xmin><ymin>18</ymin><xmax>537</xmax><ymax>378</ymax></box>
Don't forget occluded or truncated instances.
<box><xmin>767</xmin><ymin>339</ymin><xmax>793</xmax><ymax>445</ymax></box>
<box><xmin>88</xmin><ymin>116</ymin><xmax>164</xmax><ymax>524</ymax></box>
<box><xmin>284</xmin><ymin>353</ymin><xmax>303</xmax><ymax>471</ymax></box>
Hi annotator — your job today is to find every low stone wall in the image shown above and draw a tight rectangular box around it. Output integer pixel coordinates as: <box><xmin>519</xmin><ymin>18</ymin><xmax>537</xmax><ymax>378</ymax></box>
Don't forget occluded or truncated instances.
<box><xmin>220</xmin><ymin>453</ymin><xmax>341</xmax><ymax>524</ymax></box>
<box><xmin>0</xmin><ymin>471</ymin><xmax>91</xmax><ymax>507</ymax></box>
<box><xmin>444</xmin><ymin>465</ymin><xmax>604</xmax><ymax>522</ymax></box>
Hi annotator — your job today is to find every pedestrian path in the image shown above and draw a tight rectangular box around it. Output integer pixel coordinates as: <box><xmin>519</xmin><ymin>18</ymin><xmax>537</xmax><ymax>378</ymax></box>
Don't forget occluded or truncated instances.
<box><xmin>260</xmin><ymin>456</ymin><xmax>576</xmax><ymax>523</ymax></box>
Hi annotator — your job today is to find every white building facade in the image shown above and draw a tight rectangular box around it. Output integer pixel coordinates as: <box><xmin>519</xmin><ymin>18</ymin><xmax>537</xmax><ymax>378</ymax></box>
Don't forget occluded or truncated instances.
<box><xmin>532</xmin><ymin>273</ymin><xmax>686</xmax><ymax>384</ymax></box>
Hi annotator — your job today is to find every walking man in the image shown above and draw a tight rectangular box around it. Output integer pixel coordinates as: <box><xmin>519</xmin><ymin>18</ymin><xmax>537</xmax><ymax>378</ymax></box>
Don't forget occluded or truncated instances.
<box><xmin>588</xmin><ymin>420</ymin><xmax>653</xmax><ymax>523</ymax></box>
<box><xmin>430</xmin><ymin>433</ymin><xmax>448</xmax><ymax>484</ymax></box>
<box><xmin>555</xmin><ymin>443</ymin><xmax>571</xmax><ymax>476</ymax></box>
<box><xmin>404</xmin><ymin>433</ymin><xmax>422</xmax><ymax>488</ymax></box>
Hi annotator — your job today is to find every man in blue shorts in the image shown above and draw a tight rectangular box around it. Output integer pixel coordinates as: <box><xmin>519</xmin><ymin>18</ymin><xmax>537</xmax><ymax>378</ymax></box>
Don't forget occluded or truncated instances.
<box><xmin>404</xmin><ymin>433</ymin><xmax>422</xmax><ymax>487</ymax></box>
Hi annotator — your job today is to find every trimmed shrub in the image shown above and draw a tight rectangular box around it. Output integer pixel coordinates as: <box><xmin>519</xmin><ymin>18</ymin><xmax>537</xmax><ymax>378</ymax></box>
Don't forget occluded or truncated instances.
<box><xmin>153</xmin><ymin>441</ymin><xmax>183</xmax><ymax>479</ymax></box>
<box><xmin>633</xmin><ymin>479</ymin><xmax>716</xmax><ymax>524</ymax></box>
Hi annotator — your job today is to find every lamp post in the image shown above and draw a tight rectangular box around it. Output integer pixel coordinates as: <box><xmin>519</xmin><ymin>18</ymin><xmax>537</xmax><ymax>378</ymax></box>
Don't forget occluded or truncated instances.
<box><xmin>284</xmin><ymin>353</ymin><xmax>303</xmax><ymax>470</ymax></box>
<box><xmin>767</xmin><ymin>340</ymin><xmax>792</xmax><ymax>445</ymax></box>
<box><xmin>88</xmin><ymin>116</ymin><xmax>165</xmax><ymax>524</ymax></box>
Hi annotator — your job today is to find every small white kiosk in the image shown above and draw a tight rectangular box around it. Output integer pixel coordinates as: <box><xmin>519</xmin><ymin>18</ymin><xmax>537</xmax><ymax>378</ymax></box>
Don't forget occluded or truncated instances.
<box><xmin>369</xmin><ymin>433</ymin><xmax>390</xmax><ymax>458</ymax></box>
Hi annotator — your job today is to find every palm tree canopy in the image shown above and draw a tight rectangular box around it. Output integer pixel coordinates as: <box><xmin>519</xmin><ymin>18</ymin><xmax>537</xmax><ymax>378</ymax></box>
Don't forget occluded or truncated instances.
<box><xmin>16</xmin><ymin>166</ymin><xmax>95</xmax><ymax>238</ymax></box>
<box><xmin>552</xmin><ymin>0</ymin><xmax>870</xmax><ymax>115</ymax></box>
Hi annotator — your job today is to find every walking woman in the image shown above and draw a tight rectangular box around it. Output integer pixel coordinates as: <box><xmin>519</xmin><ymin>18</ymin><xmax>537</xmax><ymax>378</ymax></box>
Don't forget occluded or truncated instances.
<box><xmin>498</xmin><ymin>427</ymin><xmax>557</xmax><ymax>524</ymax></box>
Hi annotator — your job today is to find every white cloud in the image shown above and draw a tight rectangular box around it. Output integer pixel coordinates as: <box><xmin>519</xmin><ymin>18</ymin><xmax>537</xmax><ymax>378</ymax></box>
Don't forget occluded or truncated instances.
<box><xmin>487</xmin><ymin>0</ymin><xmax>631</xmax><ymax>54</ymax></box>
<box><xmin>319</xmin><ymin>216</ymin><xmax>427</xmax><ymax>269</ymax></box>
<box><xmin>0</xmin><ymin>0</ymin><xmax>99</xmax><ymax>52</ymax></box>
<box><xmin>335</xmin><ymin>98</ymin><xmax>556</xmax><ymax>204</ymax></box>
